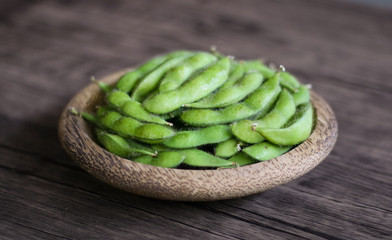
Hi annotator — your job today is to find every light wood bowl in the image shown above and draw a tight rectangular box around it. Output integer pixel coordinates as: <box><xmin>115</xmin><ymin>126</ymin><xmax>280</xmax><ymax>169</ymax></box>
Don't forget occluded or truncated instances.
<box><xmin>58</xmin><ymin>69</ymin><xmax>338</xmax><ymax>201</ymax></box>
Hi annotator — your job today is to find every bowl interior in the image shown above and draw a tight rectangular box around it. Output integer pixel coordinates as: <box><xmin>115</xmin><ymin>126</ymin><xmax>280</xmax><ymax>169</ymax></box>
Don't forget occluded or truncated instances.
<box><xmin>58</xmin><ymin>69</ymin><xmax>338</xmax><ymax>201</ymax></box>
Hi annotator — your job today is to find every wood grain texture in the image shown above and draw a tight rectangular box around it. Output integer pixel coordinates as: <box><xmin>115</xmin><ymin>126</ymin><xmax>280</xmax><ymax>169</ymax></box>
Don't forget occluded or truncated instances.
<box><xmin>58</xmin><ymin>69</ymin><xmax>337</xmax><ymax>201</ymax></box>
<box><xmin>1</xmin><ymin>0</ymin><xmax>391</xmax><ymax>239</ymax></box>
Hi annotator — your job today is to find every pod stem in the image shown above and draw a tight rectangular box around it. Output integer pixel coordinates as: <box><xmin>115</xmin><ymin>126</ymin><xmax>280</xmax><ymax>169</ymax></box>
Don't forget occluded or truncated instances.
<box><xmin>210</xmin><ymin>45</ymin><xmax>225</xmax><ymax>59</ymax></box>
<box><xmin>91</xmin><ymin>76</ymin><xmax>113</xmax><ymax>93</ymax></box>
<box><xmin>278</xmin><ymin>65</ymin><xmax>286</xmax><ymax>72</ymax></box>
<box><xmin>130</xmin><ymin>149</ymin><xmax>157</xmax><ymax>157</ymax></box>
<box><xmin>69</xmin><ymin>107</ymin><xmax>79</xmax><ymax>116</ymax></box>
<box><xmin>81</xmin><ymin>112</ymin><xmax>99</xmax><ymax>125</ymax></box>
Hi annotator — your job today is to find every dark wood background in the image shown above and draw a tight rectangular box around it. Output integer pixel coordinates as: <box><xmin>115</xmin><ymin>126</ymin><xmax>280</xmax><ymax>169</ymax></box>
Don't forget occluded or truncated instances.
<box><xmin>1</xmin><ymin>0</ymin><xmax>391</xmax><ymax>239</ymax></box>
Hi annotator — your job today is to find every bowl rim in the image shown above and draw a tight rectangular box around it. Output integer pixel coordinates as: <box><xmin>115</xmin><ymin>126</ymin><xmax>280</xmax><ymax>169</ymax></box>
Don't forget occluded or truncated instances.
<box><xmin>58</xmin><ymin>69</ymin><xmax>338</xmax><ymax>201</ymax></box>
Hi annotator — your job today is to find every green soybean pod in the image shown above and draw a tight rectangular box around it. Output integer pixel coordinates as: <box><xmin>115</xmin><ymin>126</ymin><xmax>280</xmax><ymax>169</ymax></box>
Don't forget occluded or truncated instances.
<box><xmin>159</xmin><ymin>52</ymin><xmax>217</xmax><ymax>92</ymax></box>
<box><xmin>179</xmin><ymin>149</ymin><xmax>234</xmax><ymax>167</ymax></box>
<box><xmin>95</xmin><ymin>105</ymin><xmax>119</xmax><ymax>119</ymax></box>
<box><xmin>185</xmin><ymin>71</ymin><xmax>263</xmax><ymax>108</ymax></box>
<box><xmin>116</xmin><ymin>50</ymin><xmax>192</xmax><ymax>93</ymax></box>
<box><xmin>150</xmin><ymin>144</ymin><xmax>172</xmax><ymax>152</ymax></box>
<box><xmin>280</xmin><ymin>71</ymin><xmax>301</xmax><ymax>92</ymax></box>
<box><xmin>143</xmin><ymin>57</ymin><xmax>231</xmax><ymax>114</ymax></box>
<box><xmin>133</xmin><ymin>151</ymin><xmax>185</xmax><ymax>168</ymax></box>
<box><xmin>292</xmin><ymin>85</ymin><xmax>310</xmax><ymax>106</ymax></box>
<box><xmin>218</xmin><ymin>61</ymin><xmax>244</xmax><ymax>89</ymax></box>
<box><xmin>243</xmin><ymin>142</ymin><xmax>291</xmax><ymax>161</ymax></box>
<box><xmin>180</xmin><ymin>72</ymin><xmax>281</xmax><ymax>126</ymax></box>
<box><xmin>107</xmin><ymin>91</ymin><xmax>172</xmax><ymax>126</ymax></box>
<box><xmin>231</xmin><ymin>89</ymin><xmax>296</xmax><ymax>144</ymax></box>
<box><xmin>215</xmin><ymin>138</ymin><xmax>242</xmax><ymax>158</ymax></box>
<box><xmin>228</xmin><ymin>153</ymin><xmax>256</xmax><ymax>167</ymax></box>
<box><xmin>242</xmin><ymin>60</ymin><xmax>275</xmax><ymax>79</ymax></box>
<box><xmin>243</xmin><ymin>61</ymin><xmax>300</xmax><ymax>91</ymax></box>
<box><xmin>126</xmin><ymin>137</ymin><xmax>156</xmax><ymax>153</ymax></box>
<box><xmin>95</xmin><ymin>129</ymin><xmax>156</xmax><ymax>158</ymax></box>
<box><xmin>131</xmin><ymin>53</ymin><xmax>193</xmax><ymax>101</ymax></box>
<box><xmin>253</xmin><ymin>103</ymin><xmax>313</xmax><ymax>146</ymax></box>
<box><xmin>98</xmin><ymin>110</ymin><xmax>175</xmax><ymax>141</ymax></box>
<box><xmin>163</xmin><ymin>125</ymin><xmax>232</xmax><ymax>149</ymax></box>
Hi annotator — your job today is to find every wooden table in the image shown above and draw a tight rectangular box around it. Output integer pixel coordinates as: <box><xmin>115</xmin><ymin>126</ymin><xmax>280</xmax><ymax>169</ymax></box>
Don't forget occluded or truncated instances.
<box><xmin>1</xmin><ymin>0</ymin><xmax>391</xmax><ymax>239</ymax></box>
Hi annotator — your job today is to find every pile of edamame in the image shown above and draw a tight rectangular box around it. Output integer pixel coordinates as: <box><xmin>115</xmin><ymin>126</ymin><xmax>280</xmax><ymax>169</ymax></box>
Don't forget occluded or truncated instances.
<box><xmin>82</xmin><ymin>49</ymin><xmax>314</xmax><ymax>169</ymax></box>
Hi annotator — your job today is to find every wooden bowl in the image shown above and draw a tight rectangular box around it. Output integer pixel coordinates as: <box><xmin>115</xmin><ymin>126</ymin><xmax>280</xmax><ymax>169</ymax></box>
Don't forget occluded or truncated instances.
<box><xmin>58</xmin><ymin>69</ymin><xmax>338</xmax><ymax>201</ymax></box>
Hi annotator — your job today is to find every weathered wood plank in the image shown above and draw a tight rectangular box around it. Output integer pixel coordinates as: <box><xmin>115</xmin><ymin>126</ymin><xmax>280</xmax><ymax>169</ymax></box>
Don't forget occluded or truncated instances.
<box><xmin>1</xmin><ymin>143</ymin><xmax>391</xmax><ymax>239</ymax></box>
<box><xmin>0</xmin><ymin>147</ymin><xmax>303</xmax><ymax>240</ymax></box>
<box><xmin>0</xmin><ymin>169</ymin><xmax>240</xmax><ymax>240</ymax></box>
<box><xmin>0</xmin><ymin>0</ymin><xmax>391</xmax><ymax>239</ymax></box>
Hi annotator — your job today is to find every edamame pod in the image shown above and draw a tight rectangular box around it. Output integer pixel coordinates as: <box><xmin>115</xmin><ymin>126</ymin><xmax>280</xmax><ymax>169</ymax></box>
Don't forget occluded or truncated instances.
<box><xmin>98</xmin><ymin>109</ymin><xmax>175</xmax><ymax>141</ymax></box>
<box><xmin>180</xmin><ymin>72</ymin><xmax>281</xmax><ymax>126</ymax></box>
<box><xmin>180</xmin><ymin>149</ymin><xmax>235</xmax><ymax>167</ymax></box>
<box><xmin>243</xmin><ymin>60</ymin><xmax>275</xmax><ymax>79</ymax></box>
<box><xmin>231</xmin><ymin>89</ymin><xmax>296</xmax><ymax>143</ymax></box>
<box><xmin>215</xmin><ymin>138</ymin><xmax>242</xmax><ymax>158</ymax></box>
<box><xmin>143</xmin><ymin>57</ymin><xmax>231</xmax><ymax>114</ymax></box>
<box><xmin>243</xmin><ymin>61</ymin><xmax>300</xmax><ymax>92</ymax></box>
<box><xmin>185</xmin><ymin>72</ymin><xmax>263</xmax><ymax>108</ymax></box>
<box><xmin>228</xmin><ymin>153</ymin><xmax>256</xmax><ymax>167</ymax></box>
<box><xmin>219</xmin><ymin>61</ymin><xmax>244</xmax><ymax>89</ymax></box>
<box><xmin>131</xmin><ymin>53</ymin><xmax>193</xmax><ymax>101</ymax></box>
<box><xmin>95</xmin><ymin>129</ymin><xmax>156</xmax><ymax>158</ymax></box>
<box><xmin>163</xmin><ymin>125</ymin><xmax>232</xmax><ymax>149</ymax></box>
<box><xmin>107</xmin><ymin>91</ymin><xmax>171</xmax><ymax>126</ymax></box>
<box><xmin>116</xmin><ymin>50</ymin><xmax>191</xmax><ymax>93</ymax></box>
<box><xmin>280</xmin><ymin>71</ymin><xmax>301</xmax><ymax>92</ymax></box>
<box><xmin>243</xmin><ymin>142</ymin><xmax>291</xmax><ymax>161</ymax></box>
<box><xmin>292</xmin><ymin>85</ymin><xmax>310</xmax><ymax>106</ymax></box>
<box><xmin>253</xmin><ymin>103</ymin><xmax>313</xmax><ymax>146</ymax></box>
<box><xmin>133</xmin><ymin>151</ymin><xmax>185</xmax><ymax>168</ymax></box>
<box><xmin>159</xmin><ymin>52</ymin><xmax>217</xmax><ymax>92</ymax></box>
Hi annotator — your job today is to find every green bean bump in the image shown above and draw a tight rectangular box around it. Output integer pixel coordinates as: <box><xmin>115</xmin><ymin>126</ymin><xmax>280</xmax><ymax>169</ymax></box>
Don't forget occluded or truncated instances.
<box><xmin>231</xmin><ymin>89</ymin><xmax>296</xmax><ymax>144</ymax></box>
<box><xmin>243</xmin><ymin>142</ymin><xmax>291</xmax><ymax>161</ymax></box>
<box><xmin>253</xmin><ymin>103</ymin><xmax>313</xmax><ymax>146</ymax></box>
<box><xmin>159</xmin><ymin>52</ymin><xmax>217</xmax><ymax>92</ymax></box>
<box><xmin>180</xmin><ymin>72</ymin><xmax>281</xmax><ymax>126</ymax></box>
<box><xmin>215</xmin><ymin>138</ymin><xmax>242</xmax><ymax>158</ymax></box>
<box><xmin>116</xmin><ymin>50</ymin><xmax>191</xmax><ymax>93</ymax></box>
<box><xmin>180</xmin><ymin>149</ymin><xmax>235</xmax><ymax>167</ymax></box>
<box><xmin>143</xmin><ymin>57</ymin><xmax>231</xmax><ymax>114</ymax></box>
<box><xmin>133</xmin><ymin>151</ymin><xmax>185</xmax><ymax>168</ymax></box>
<box><xmin>95</xmin><ymin>129</ymin><xmax>156</xmax><ymax>158</ymax></box>
<box><xmin>106</xmin><ymin>91</ymin><xmax>172</xmax><ymax>126</ymax></box>
<box><xmin>163</xmin><ymin>125</ymin><xmax>232</xmax><ymax>149</ymax></box>
<box><xmin>131</xmin><ymin>52</ymin><xmax>193</xmax><ymax>101</ymax></box>
<box><xmin>98</xmin><ymin>109</ymin><xmax>175</xmax><ymax>141</ymax></box>
<box><xmin>219</xmin><ymin>61</ymin><xmax>244</xmax><ymax>89</ymax></box>
<box><xmin>185</xmin><ymin>72</ymin><xmax>263</xmax><ymax>108</ymax></box>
